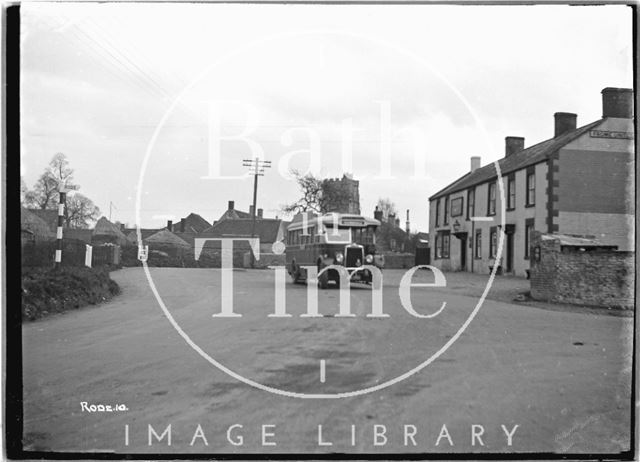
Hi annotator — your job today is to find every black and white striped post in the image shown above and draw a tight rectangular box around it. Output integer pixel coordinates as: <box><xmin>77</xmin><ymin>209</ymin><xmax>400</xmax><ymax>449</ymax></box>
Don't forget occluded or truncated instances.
<box><xmin>54</xmin><ymin>186</ymin><xmax>70</xmax><ymax>268</ymax></box>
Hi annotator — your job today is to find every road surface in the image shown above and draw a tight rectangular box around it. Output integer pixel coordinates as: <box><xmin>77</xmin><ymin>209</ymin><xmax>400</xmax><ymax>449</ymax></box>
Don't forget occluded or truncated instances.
<box><xmin>22</xmin><ymin>267</ymin><xmax>632</xmax><ymax>454</ymax></box>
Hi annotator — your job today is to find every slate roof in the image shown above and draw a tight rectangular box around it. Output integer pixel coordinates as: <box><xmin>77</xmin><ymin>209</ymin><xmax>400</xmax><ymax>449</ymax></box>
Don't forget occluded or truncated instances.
<box><xmin>125</xmin><ymin>229</ymin><xmax>163</xmax><ymax>243</ymax></box>
<box><xmin>216</xmin><ymin>208</ymin><xmax>252</xmax><ymax>222</ymax></box>
<box><xmin>173</xmin><ymin>213</ymin><xmax>212</xmax><ymax>233</ymax></box>
<box><xmin>172</xmin><ymin>231</ymin><xmax>197</xmax><ymax>247</ymax></box>
<box><xmin>429</xmin><ymin>119</ymin><xmax>606</xmax><ymax>200</ymax></box>
<box><xmin>145</xmin><ymin>229</ymin><xmax>190</xmax><ymax>247</ymax></box>
<box><xmin>201</xmin><ymin>218</ymin><xmax>284</xmax><ymax>243</ymax></box>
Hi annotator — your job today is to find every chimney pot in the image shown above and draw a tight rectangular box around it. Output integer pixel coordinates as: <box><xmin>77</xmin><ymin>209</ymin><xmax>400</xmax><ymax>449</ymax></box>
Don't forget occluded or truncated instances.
<box><xmin>505</xmin><ymin>137</ymin><xmax>525</xmax><ymax>156</ymax></box>
<box><xmin>167</xmin><ymin>220</ymin><xmax>173</xmax><ymax>231</ymax></box>
<box><xmin>470</xmin><ymin>156</ymin><xmax>481</xmax><ymax>172</ymax></box>
<box><xmin>554</xmin><ymin>112</ymin><xmax>577</xmax><ymax>137</ymax></box>
<box><xmin>228</xmin><ymin>200</ymin><xmax>234</xmax><ymax>210</ymax></box>
<box><xmin>602</xmin><ymin>87</ymin><xmax>633</xmax><ymax>119</ymax></box>
<box><xmin>257</xmin><ymin>208</ymin><xmax>263</xmax><ymax>219</ymax></box>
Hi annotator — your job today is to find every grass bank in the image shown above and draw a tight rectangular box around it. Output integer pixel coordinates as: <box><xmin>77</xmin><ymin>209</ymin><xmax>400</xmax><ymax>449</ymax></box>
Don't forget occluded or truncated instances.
<box><xmin>22</xmin><ymin>266</ymin><xmax>120</xmax><ymax>321</ymax></box>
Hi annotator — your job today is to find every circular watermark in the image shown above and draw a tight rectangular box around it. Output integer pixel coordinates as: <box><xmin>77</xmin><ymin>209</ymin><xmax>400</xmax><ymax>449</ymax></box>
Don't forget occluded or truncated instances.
<box><xmin>136</xmin><ymin>29</ymin><xmax>506</xmax><ymax>399</ymax></box>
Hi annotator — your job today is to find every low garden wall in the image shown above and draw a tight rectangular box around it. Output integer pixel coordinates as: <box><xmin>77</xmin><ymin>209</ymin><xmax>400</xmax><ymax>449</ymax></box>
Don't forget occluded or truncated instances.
<box><xmin>530</xmin><ymin>233</ymin><xmax>634</xmax><ymax>309</ymax></box>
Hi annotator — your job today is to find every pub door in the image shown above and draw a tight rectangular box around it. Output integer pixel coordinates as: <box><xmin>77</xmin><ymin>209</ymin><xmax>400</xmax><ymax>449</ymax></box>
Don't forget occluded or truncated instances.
<box><xmin>460</xmin><ymin>236</ymin><xmax>467</xmax><ymax>271</ymax></box>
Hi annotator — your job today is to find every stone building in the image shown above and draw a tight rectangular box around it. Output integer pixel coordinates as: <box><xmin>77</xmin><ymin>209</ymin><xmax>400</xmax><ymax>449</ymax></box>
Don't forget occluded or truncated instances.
<box><xmin>428</xmin><ymin>87</ymin><xmax>634</xmax><ymax>277</ymax></box>
<box><xmin>322</xmin><ymin>174</ymin><xmax>360</xmax><ymax>214</ymax></box>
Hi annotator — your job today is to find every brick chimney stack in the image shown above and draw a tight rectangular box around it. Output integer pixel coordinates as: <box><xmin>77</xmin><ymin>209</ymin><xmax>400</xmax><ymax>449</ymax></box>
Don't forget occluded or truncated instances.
<box><xmin>167</xmin><ymin>220</ymin><xmax>173</xmax><ymax>231</ymax></box>
<box><xmin>228</xmin><ymin>200</ymin><xmax>235</xmax><ymax>210</ymax></box>
<box><xmin>602</xmin><ymin>87</ymin><xmax>633</xmax><ymax>119</ymax></box>
<box><xmin>374</xmin><ymin>206</ymin><xmax>383</xmax><ymax>221</ymax></box>
<box><xmin>554</xmin><ymin>112</ymin><xmax>577</xmax><ymax>137</ymax></box>
<box><xmin>470</xmin><ymin>156</ymin><xmax>481</xmax><ymax>172</ymax></box>
<box><xmin>249</xmin><ymin>205</ymin><xmax>255</xmax><ymax>217</ymax></box>
<box><xmin>257</xmin><ymin>208</ymin><xmax>263</xmax><ymax>219</ymax></box>
<box><xmin>505</xmin><ymin>137</ymin><xmax>525</xmax><ymax>156</ymax></box>
<box><xmin>180</xmin><ymin>218</ymin><xmax>186</xmax><ymax>233</ymax></box>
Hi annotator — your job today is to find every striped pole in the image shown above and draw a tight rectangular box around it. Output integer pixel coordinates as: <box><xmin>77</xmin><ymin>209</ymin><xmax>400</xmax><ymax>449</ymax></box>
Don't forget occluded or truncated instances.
<box><xmin>55</xmin><ymin>190</ymin><xmax>66</xmax><ymax>268</ymax></box>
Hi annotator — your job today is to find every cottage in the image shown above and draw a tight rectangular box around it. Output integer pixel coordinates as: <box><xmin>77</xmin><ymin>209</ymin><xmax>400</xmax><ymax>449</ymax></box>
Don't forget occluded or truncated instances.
<box><xmin>199</xmin><ymin>218</ymin><xmax>288</xmax><ymax>267</ymax></box>
<box><xmin>93</xmin><ymin>217</ymin><xmax>129</xmax><ymax>246</ymax></box>
<box><xmin>21</xmin><ymin>207</ymin><xmax>54</xmax><ymax>242</ymax></box>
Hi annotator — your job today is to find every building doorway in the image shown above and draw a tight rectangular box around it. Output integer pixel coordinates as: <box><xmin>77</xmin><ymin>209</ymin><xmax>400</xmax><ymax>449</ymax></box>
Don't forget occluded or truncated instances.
<box><xmin>453</xmin><ymin>232</ymin><xmax>468</xmax><ymax>271</ymax></box>
<box><xmin>505</xmin><ymin>225</ymin><xmax>515</xmax><ymax>273</ymax></box>
<box><xmin>460</xmin><ymin>235</ymin><xmax>467</xmax><ymax>271</ymax></box>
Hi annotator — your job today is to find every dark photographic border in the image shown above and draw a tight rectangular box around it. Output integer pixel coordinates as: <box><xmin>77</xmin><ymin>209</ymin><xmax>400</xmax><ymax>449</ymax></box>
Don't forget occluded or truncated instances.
<box><xmin>4</xmin><ymin>2</ymin><xmax>637</xmax><ymax>460</ymax></box>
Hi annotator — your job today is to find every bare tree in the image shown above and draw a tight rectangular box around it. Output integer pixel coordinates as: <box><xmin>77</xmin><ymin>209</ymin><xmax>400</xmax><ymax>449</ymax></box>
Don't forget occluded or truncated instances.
<box><xmin>24</xmin><ymin>153</ymin><xmax>77</xmax><ymax>209</ymax></box>
<box><xmin>282</xmin><ymin>170</ymin><xmax>357</xmax><ymax>216</ymax></box>
<box><xmin>281</xmin><ymin>170</ymin><xmax>325</xmax><ymax>214</ymax></box>
<box><xmin>376</xmin><ymin>197</ymin><xmax>398</xmax><ymax>220</ymax></box>
<box><xmin>20</xmin><ymin>176</ymin><xmax>29</xmax><ymax>204</ymax></box>
<box><xmin>66</xmin><ymin>193</ymin><xmax>101</xmax><ymax>229</ymax></box>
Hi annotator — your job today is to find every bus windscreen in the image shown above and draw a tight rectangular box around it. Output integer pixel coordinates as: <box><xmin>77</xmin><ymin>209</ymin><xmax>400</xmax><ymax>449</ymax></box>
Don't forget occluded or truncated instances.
<box><xmin>325</xmin><ymin>227</ymin><xmax>351</xmax><ymax>243</ymax></box>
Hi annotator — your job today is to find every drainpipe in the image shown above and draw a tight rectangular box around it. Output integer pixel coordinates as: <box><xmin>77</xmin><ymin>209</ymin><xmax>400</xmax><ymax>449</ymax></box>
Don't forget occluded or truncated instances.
<box><xmin>470</xmin><ymin>219</ymin><xmax>475</xmax><ymax>273</ymax></box>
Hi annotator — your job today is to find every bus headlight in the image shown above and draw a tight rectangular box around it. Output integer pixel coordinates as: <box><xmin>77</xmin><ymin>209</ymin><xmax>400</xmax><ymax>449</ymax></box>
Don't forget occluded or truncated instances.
<box><xmin>335</xmin><ymin>252</ymin><xmax>344</xmax><ymax>263</ymax></box>
<box><xmin>365</xmin><ymin>254</ymin><xmax>374</xmax><ymax>264</ymax></box>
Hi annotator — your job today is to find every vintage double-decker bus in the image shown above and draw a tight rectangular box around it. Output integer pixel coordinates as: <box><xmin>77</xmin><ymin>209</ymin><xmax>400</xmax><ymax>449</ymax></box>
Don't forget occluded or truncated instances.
<box><xmin>285</xmin><ymin>212</ymin><xmax>383</xmax><ymax>288</ymax></box>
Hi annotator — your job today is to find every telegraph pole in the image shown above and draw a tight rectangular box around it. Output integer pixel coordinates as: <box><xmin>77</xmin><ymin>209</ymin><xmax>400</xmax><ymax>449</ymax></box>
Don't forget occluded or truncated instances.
<box><xmin>242</xmin><ymin>157</ymin><xmax>271</xmax><ymax>267</ymax></box>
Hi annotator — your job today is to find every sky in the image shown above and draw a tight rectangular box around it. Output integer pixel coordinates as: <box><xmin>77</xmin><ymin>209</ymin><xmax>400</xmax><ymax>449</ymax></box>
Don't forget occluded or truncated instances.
<box><xmin>20</xmin><ymin>3</ymin><xmax>633</xmax><ymax>231</ymax></box>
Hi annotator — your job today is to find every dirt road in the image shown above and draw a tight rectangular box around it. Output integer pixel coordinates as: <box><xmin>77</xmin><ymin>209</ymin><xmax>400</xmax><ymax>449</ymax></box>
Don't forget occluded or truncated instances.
<box><xmin>22</xmin><ymin>267</ymin><xmax>632</xmax><ymax>454</ymax></box>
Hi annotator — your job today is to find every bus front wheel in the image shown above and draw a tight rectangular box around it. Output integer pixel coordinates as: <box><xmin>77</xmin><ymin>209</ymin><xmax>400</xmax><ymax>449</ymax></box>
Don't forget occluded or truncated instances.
<box><xmin>290</xmin><ymin>261</ymin><xmax>301</xmax><ymax>284</ymax></box>
<box><xmin>317</xmin><ymin>263</ymin><xmax>329</xmax><ymax>289</ymax></box>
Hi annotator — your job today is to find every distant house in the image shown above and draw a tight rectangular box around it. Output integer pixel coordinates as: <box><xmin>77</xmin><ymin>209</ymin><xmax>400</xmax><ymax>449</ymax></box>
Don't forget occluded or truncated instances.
<box><xmin>93</xmin><ymin>217</ymin><xmax>129</xmax><ymax>246</ymax></box>
<box><xmin>216</xmin><ymin>200</ymin><xmax>252</xmax><ymax>222</ymax></box>
<box><xmin>199</xmin><ymin>217</ymin><xmax>288</xmax><ymax>267</ymax></box>
<box><xmin>25</xmin><ymin>208</ymin><xmax>58</xmax><ymax>234</ymax></box>
<box><xmin>201</xmin><ymin>218</ymin><xmax>287</xmax><ymax>251</ymax></box>
<box><xmin>21</xmin><ymin>208</ymin><xmax>54</xmax><ymax>242</ymax></box>
<box><xmin>171</xmin><ymin>213</ymin><xmax>211</xmax><ymax>234</ymax></box>
<box><xmin>125</xmin><ymin>228</ymin><xmax>162</xmax><ymax>245</ymax></box>
<box><xmin>372</xmin><ymin>207</ymin><xmax>412</xmax><ymax>252</ymax></box>
<box><xmin>166</xmin><ymin>213</ymin><xmax>212</xmax><ymax>248</ymax></box>
<box><xmin>144</xmin><ymin>228</ymin><xmax>190</xmax><ymax>249</ymax></box>
<box><xmin>215</xmin><ymin>200</ymin><xmax>271</xmax><ymax>224</ymax></box>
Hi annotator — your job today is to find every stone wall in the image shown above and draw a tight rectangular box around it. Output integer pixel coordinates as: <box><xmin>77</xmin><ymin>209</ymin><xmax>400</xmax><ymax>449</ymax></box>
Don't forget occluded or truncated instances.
<box><xmin>382</xmin><ymin>253</ymin><xmax>415</xmax><ymax>269</ymax></box>
<box><xmin>530</xmin><ymin>232</ymin><xmax>634</xmax><ymax>309</ymax></box>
